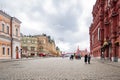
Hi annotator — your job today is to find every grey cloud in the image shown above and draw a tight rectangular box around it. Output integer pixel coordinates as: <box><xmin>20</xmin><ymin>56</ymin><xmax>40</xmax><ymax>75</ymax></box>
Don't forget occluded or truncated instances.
<box><xmin>85</xmin><ymin>16</ymin><xmax>93</xmax><ymax>28</ymax></box>
<box><xmin>48</xmin><ymin>12</ymin><xmax>78</xmax><ymax>31</ymax></box>
<box><xmin>0</xmin><ymin>0</ymin><xmax>95</xmax><ymax>52</ymax></box>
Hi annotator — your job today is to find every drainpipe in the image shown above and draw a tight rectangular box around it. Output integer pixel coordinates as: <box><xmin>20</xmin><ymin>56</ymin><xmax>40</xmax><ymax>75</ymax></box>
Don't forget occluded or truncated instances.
<box><xmin>10</xmin><ymin>17</ymin><xmax>13</xmax><ymax>59</ymax></box>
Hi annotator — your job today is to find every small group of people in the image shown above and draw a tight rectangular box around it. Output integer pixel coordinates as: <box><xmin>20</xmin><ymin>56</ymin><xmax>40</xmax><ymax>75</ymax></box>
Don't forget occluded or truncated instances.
<box><xmin>84</xmin><ymin>54</ymin><xmax>91</xmax><ymax>64</ymax></box>
<box><xmin>75</xmin><ymin>55</ymin><xmax>81</xmax><ymax>59</ymax></box>
<box><xmin>70</xmin><ymin>54</ymin><xmax>81</xmax><ymax>60</ymax></box>
<box><xmin>70</xmin><ymin>55</ymin><xmax>74</xmax><ymax>60</ymax></box>
<box><xmin>69</xmin><ymin>54</ymin><xmax>91</xmax><ymax>63</ymax></box>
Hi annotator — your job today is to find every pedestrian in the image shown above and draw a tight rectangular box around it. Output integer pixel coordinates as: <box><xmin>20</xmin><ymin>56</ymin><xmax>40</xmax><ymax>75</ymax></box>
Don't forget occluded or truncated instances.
<box><xmin>70</xmin><ymin>55</ymin><xmax>74</xmax><ymax>60</ymax></box>
<box><xmin>84</xmin><ymin>54</ymin><xmax>88</xmax><ymax>64</ymax></box>
<box><xmin>88</xmin><ymin>54</ymin><xmax>91</xmax><ymax>64</ymax></box>
<box><xmin>62</xmin><ymin>54</ymin><xmax>64</xmax><ymax>58</ymax></box>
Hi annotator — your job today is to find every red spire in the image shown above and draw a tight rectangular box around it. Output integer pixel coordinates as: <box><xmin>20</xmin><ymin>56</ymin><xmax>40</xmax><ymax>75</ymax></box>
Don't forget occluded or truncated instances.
<box><xmin>76</xmin><ymin>46</ymin><xmax>80</xmax><ymax>54</ymax></box>
<box><xmin>85</xmin><ymin>48</ymin><xmax>87</xmax><ymax>52</ymax></box>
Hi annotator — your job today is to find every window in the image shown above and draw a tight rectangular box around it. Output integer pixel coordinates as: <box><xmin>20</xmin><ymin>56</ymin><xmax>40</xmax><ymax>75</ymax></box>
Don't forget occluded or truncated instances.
<box><xmin>31</xmin><ymin>40</ymin><xmax>33</xmax><ymax>43</ymax></box>
<box><xmin>31</xmin><ymin>40</ymin><xmax>35</xmax><ymax>44</ymax></box>
<box><xmin>16</xmin><ymin>28</ymin><xmax>18</xmax><ymax>36</ymax></box>
<box><xmin>2</xmin><ymin>47</ymin><xmax>5</xmax><ymax>55</ymax></box>
<box><xmin>39</xmin><ymin>40</ymin><xmax>45</xmax><ymax>44</ymax></box>
<box><xmin>31</xmin><ymin>47</ymin><xmax>35</xmax><ymax>51</ymax></box>
<box><xmin>108</xmin><ymin>0</ymin><xmax>110</xmax><ymax>7</ymax></box>
<box><xmin>8</xmin><ymin>48</ymin><xmax>10</xmax><ymax>55</ymax></box>
<box><xmin>98</xmin><ymin>28</ymin><xmax>100</xmax><ymax>41</ymax></box>
<box><xmin>7</xmin><ymin>26</ymin><xmax>9</xmax><ymax>34</ymax></box>
<box><xmin>92</xmin><ymin>35</ymin><xmax>94</xmax><ymax>45</ymax></box>
<box><xmin>39</xmin><ymin>41</ymin><xmax>42</xmax><ymax>44</ymax></box>
<box><xmin>23</xmin><ymin>46</ymin><xmax>28</xmax><ymax>52</ymax></box>
<box><xmin>23</xmin><ymin>40</ymin><xmax>26</xmax><ymax>43</ymax></box>
<box><xmin>39</xmin><ymin>46</ymin><xmax>43</xmax><ymax>51</ymax></box>
<box><xmin>2</xmin><ymin>24</ymin><xmax>4</xmax><ymax>32</ymax></box>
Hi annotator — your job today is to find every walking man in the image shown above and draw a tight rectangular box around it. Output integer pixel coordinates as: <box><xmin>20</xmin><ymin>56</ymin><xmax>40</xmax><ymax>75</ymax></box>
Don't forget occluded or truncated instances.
<box><xmin>88</xmin><ymin>54</ymin><xmax>91</xmax><ymax>64</ymax></box>
<box><xmin>84</xmin><ymin>54</ymin><xmax>88</xmax><ymax>64</ymax></box>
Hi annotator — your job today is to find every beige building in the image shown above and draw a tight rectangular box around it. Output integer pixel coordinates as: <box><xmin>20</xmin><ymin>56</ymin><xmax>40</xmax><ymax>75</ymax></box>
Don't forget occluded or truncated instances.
<box><xmin>21</xmin><ymin>34</ymin><xmax>60</xmax><ymax>57</ymax></box>
<box><xmin>0</xmin><ymin>10</ymin><xmax>21</xmax><ymax>59</ymax></box>
<box><xmin>21</xmin><ymin>35</ymin><xmax>38</xmax><ymax>57</ymax></box>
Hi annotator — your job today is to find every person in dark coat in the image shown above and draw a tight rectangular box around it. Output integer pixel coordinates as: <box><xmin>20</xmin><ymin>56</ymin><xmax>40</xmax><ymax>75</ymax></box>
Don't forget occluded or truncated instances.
<box><xmin>88</xmin><ymin>54</ymin><xmax>91</xmax><ymax>64</ymax></box>
<box><xmin>70</xmin><ymin>55</ymin><xmax>74</xmax><ymax>60</ymax></box>
<box><xmin>84</xmin><ymin>54</ymin><xmax>88</xmax><ymax>64</ymax></box>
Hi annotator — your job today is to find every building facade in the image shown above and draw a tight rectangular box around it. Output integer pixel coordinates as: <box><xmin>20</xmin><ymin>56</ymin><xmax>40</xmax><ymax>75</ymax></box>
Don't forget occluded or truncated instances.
<box><xmin>21</xmin><ymin>34</ymin><xmax>60</xmax><ymax>57</ymax></box>
<box><xmin>0</xmin><ymin>10</ymin><xmax>21</xmax><ymax>59</ymax></box>
<box><xmin>90</xmin><ymin>0</ymin><xmax>120</xmax><ymax>61</ymax></box>
<box><xmin>21</xmin><ymin>35</ymin><xmax>38</xmax><ymax>57</ymax></box>
<box><xmin>75</xmin><ymin>47</ymin><xmax>89</xmax><ymax>57</ymax></box>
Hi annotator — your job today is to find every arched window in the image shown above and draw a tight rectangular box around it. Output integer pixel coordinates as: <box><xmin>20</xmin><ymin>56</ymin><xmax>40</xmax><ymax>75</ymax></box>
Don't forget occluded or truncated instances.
<box><xmin>2</xmin><ymin>24</ymin><xmax>4</xmax><ymax>32</ymax></box>
<box><xmin>8</xmin><ymin>48</ymin><xmax>10</xmax><ymax>55</ymax></box>
<box><xmin>2</xmin><ymin>47</ymin><xmax>5</xmax><ymax>55</ymax></box>
<box><xmin>16</xmin><ymin>46</ymin><xmax>19</xmax><ymax>52</ymax></box>
<box><xmin>16</xmin><ymin>28</ymin><xmax>18</xmax><ymax>36</ymax></box>
<box><xmin>7</xmin><ymin>26</ymin><xmax>9</xmax><ymax>34</ymax></box>
<box><xmin>98</xmin><ymin>28</ymin><xmax>100</xmax><ymax>41</ymax></box>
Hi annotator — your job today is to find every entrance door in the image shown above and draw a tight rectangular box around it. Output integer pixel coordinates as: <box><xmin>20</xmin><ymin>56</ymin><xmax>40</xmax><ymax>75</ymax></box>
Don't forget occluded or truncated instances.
<box><xmin>16</xmin><ymin>46</ymin><xmax>19</xmax><ymax>59</ymax></box>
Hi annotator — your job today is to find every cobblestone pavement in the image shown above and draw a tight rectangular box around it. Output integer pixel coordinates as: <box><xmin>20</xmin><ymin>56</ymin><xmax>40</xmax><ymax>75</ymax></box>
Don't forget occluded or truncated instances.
<box><xmin>0</xmin><ymin>57</ymin><xmax>120</xmax><ymax>80</ymax></box>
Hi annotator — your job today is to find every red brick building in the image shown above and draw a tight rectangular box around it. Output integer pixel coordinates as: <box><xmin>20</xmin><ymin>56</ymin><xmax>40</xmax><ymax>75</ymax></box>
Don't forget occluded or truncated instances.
<box><xmin>89</xmin><ymin>0</ymin><xmax>120</xmax><ymax>62</ymax></box>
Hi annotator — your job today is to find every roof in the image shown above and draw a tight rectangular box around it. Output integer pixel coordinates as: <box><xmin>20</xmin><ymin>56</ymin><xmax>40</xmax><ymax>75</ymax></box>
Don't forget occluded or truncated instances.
<box><xmin>12</xmin><ymin>17</ymin><xmax>21</xmax><ymax>24</ymax></box>
<box><xmin>0</xmin><ymin>10</ymin><xmax>11</xmax><ymax>19</ymax></box>
<box><xmin>0</xmin><ymin>10</ymin><xmax>21</xmax><ymax>23</ymax></box>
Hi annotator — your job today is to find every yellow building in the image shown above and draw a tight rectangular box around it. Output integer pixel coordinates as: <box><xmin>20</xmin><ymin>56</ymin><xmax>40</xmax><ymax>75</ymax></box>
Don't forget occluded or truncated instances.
<box><xmin>21</xmin><ymin>35</ymin><xmax>38</xmax><ymax>57</ymax></box>
<box><xmin>21</xmin><ymin>34</ymin><xmax>60</xmax><ymax>57</ymax></box>
<box><xmin>0</xmin><ymin>10</ymin><xmax>21</xmax><ymax>59</ymax></box>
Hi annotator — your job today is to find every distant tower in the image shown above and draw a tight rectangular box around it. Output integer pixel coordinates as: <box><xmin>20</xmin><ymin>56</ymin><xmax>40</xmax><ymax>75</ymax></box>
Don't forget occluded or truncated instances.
<box><xmin>85</xmin><ymin>48</ymin><xmax>87</xmax><ymax>53</ymax></box>
<box><xmin>76</xmin><ymin>46</ymin><xmax>80</xmax><ymax>55</ymax></box>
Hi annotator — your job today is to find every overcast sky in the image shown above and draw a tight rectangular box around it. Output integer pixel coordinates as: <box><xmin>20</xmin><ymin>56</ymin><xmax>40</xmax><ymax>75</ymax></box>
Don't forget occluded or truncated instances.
<box><xmin>0</xmin><ymin>0</ymin><xmax>96</xmax><ymax>53</ymax></box>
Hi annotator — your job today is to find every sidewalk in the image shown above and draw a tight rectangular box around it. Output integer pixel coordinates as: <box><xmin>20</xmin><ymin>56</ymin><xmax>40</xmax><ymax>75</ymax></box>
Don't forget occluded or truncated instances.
<box><xmin>92</xmin><ymin>57</ymin><xmax>120</xmax><ymax>68</ymax></box>
<box><xmin>0</xmin><ymin>57</ymin><xmax>51</xmax><ymax>63</ymax></box>
<box><xmin>0</xmin><ymin>59</ymin><xmax>22</xmax><ymax>63</ymax></box>
<box><xmin>0</xmin><ymin>57</ymin><xmax>41</xmax><ymax>63</ymax></box>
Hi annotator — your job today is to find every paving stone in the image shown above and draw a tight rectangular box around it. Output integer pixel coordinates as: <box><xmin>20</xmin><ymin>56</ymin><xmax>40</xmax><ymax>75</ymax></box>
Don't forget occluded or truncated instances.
<box><xmin>0</xmin><ymin>57</ymin><xmax>120</xmax><ymax>80</ymax></box>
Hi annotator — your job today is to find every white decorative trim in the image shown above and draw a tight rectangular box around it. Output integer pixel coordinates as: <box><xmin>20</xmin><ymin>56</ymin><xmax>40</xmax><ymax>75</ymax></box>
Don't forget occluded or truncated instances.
<box><xmin>0</xmin><ymin>37</ymin><xmax>11</xmax><ymax>42</ymax></box>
